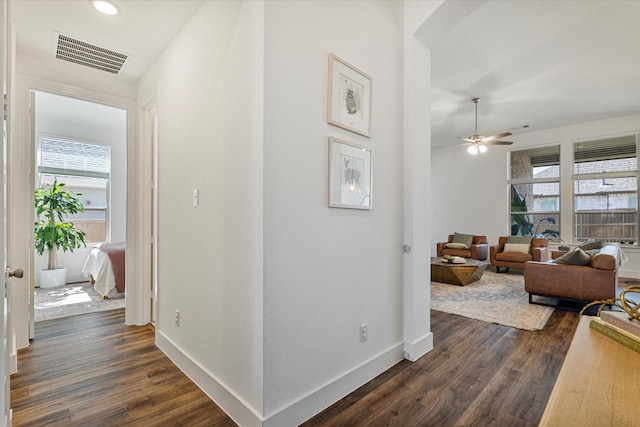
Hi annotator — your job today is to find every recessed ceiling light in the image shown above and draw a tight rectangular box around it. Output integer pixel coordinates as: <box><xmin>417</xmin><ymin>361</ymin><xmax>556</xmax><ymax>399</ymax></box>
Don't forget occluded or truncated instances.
<box><xmin>93</xmin><ymin>0</ymin><xmax>118</xmax><ymax>15</ymax></box>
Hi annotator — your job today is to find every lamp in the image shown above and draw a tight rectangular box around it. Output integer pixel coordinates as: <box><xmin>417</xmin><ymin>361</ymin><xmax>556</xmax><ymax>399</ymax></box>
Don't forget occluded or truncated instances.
<box><xmin>467</xmin><ymin>143</ymin><xmax>487</xmax><ymax>155</ymax></box>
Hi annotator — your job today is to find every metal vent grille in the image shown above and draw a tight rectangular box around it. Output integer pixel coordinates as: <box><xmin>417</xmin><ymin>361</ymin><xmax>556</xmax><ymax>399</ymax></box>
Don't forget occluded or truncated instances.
<box><xmin>54</xmin><ymin>33</ymin><xmax>127</xmax><ymax>74</ymax></box>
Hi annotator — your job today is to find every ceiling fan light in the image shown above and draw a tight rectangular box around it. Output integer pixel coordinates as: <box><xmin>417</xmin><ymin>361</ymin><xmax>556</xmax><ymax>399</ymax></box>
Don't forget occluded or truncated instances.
<box><xmin>467</xmin><ymin>144</ymin><xmax>479</xmax><ymax>155</ymax></box>
<box><xmin>479</xmin><ymin>144</ymin><xmax>488</xmax><ymax>154</ymax></box>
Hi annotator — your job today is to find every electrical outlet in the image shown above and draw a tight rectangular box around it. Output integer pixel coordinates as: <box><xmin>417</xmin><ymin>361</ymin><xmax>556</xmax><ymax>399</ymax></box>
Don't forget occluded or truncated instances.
<box><xmin>360</xmin><ymin>323</ymin><xmax>368</xmax><ymax>342</ymax></box>
<box><xmin>174</xmin><ymin>309</ymin><xmax>180</xmax><ymax>326</ymax></box>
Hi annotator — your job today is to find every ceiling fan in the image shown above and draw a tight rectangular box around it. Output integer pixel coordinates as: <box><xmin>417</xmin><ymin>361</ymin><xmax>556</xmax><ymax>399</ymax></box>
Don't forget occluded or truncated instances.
<box><xmin>460</xmin><ymin>98</ymin><xmax>513</xmax><ymax>155</ymax></box>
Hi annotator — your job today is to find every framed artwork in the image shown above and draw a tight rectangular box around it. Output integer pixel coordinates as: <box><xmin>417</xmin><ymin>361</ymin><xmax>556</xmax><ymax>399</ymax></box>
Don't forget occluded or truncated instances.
<box><xmin>327</xmin><ymin>54</ymin><xmax>372</xmax><ymax>137</ymax></box>
<box><xmin>328</xmin><ymin>137</ymin><xmax>372</xmax><ymax>209</ymax></box>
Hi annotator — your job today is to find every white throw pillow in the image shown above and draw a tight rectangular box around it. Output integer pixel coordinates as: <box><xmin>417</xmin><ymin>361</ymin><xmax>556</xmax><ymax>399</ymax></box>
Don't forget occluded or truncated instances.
<box><xmin>503</xmin><ymin>242</ymin><xmax>530</xmax><ymax>254</ymax></box>
<box><xmin>444</xmin><ymin>242</ymin><xmax>468</xmax><ymax>249</ymax></box>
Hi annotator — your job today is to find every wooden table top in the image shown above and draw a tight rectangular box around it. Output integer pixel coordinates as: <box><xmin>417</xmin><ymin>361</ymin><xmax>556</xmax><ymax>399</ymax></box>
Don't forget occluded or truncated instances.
<box><xmin>540</xmin><ymin>316</ymin><xmax>640</xmax><ymax>426</ymax></box>
<box><xmin>431</xmin><ymin>257</ymin><xmax>488</xmax><ymax>268</ymax></box>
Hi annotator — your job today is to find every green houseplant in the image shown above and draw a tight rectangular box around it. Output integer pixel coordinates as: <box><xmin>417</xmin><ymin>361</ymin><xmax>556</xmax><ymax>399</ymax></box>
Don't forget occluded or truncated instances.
<box><xmin>35</xmin><ymin>178</ymin><xmax>86</xmax><ymax>288</ymax></box>
<box><xmin>510</xmin><ymin>186</ymin><xmax>560</xmax><ymax>239</ymax></box>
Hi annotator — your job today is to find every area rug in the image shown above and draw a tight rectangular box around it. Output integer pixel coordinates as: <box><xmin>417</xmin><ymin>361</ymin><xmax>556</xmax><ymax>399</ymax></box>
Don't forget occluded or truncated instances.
<box><xmin>431</xmin><ymin>271</ymin><xmax>555</xmax><ymax>331</ymax></box>
<box><xmin>35</xmin><ymin>282</ymin><xmax>125</xmax><ymax>322</ymax></box>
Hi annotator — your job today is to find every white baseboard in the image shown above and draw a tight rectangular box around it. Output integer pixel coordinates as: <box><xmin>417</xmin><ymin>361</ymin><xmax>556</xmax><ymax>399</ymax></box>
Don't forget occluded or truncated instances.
<box><xmin>155</xmin><ymin>331</ymin><xmax>407</xmax><ymax>427</ymax></box>
<box><xmin>66</xmin><ymin>272</ymin><xmax>88</xmax><ymax>284</ymax></box>
<box><xmin>155</xmin><ymin>331</ymin><xmax>264</xmax><ymax>427</ymax></box>
<box><xmin>403</xmin><ymin>331</ymin><xmax>433</xmax><ymax>362</ymax></box>
<box><xmin>263</xmin><ymin>342</ymin><xmax>404</xmax><ymax>426</ymax></box>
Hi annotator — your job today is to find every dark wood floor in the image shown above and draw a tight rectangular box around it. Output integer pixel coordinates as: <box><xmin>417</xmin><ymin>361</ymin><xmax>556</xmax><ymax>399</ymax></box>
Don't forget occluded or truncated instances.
<box><xmin>11</xmin><ymin>307</ymin><xmax>579</xmax><ymax>426</ymax></box>
<box><xmin>10</xmin><ymin>309</ymin><xmax>236</xmax><ymax>426</ymax></box>
<box><xmin>304</xmin><ymin>309</ymin><xmax>579</xmax><ymax>427</ymax></box>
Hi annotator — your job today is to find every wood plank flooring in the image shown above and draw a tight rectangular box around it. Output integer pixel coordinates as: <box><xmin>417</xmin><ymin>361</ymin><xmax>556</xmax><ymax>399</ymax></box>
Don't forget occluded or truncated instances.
<box><xmin>11</xmin><ymin>309</ymin><xmax>236</xmax><ymax>426</ymax></box>
<box><xmin>303</xmin><ymin>308</ymin><xmax>579</xmax><ymax>427</ymax></box>
<box><xmin>11</xmin><ymin>307</ymin><xmax>579</xmax><ymax>426</ymax></box>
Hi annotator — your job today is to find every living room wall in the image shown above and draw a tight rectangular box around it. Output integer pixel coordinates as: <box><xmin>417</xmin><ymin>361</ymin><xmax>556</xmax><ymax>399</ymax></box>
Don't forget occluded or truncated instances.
<box><xmin>431</xmin><ymin>112</ymin><xmax>640</xmax><ymax>278</ymax></box>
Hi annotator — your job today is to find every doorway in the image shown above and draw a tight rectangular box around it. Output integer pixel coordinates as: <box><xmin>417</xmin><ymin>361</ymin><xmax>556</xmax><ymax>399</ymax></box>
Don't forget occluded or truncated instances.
<box><xmin>31</xmin><ymin>91</ymin><xmax>127</xmax><ymax>323</ymax></box>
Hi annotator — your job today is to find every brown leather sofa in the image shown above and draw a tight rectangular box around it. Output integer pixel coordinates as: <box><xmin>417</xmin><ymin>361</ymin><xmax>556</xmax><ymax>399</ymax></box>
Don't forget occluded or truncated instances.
<box><xmin>436</xmin><ymin>234</ymin><xmax>488</xmax><ymax>260</ymax></box>
<box><xmin>490</xmin><ymin>236</ymin><xmax>548</xmax><ymax>273</ymax></box>
<box><xmin>524</xmin><ymin>244</ymin><xmax>619</xmax><ymax>306</ymax></box>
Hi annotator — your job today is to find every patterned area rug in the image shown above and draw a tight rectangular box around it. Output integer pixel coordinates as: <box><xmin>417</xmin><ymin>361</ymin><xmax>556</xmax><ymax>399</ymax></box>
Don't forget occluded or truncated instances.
<box><xmin>431</xmin><ymin>270</ymin><xmax>555</xmax><ymax>331</ymax></box>
<box><xmin>35</xmin><ymin>282</ymin><xmax>125</xmax><ymax>322</ymax></box>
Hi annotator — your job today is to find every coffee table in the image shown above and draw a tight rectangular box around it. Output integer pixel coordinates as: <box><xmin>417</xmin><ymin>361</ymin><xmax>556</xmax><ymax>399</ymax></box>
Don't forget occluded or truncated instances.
<box><xmin>430</xmin><ymin>257</ymin><xmax>489</xmax><ymax>286</ymax></box>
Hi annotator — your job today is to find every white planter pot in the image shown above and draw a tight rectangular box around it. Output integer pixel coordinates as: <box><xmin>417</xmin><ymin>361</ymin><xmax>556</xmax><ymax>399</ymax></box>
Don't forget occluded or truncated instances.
<box><xmin>39</xmin><ymin>267</ymin><xmax>67</xmax><ymax>288</ymax></box>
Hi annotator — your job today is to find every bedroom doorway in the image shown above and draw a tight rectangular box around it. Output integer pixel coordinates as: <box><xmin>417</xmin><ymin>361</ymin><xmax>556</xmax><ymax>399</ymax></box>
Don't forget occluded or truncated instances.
<box><xmin>31</xmin><ymin>90</ymin><xmax>128</xmax><ymax>323</ymax></box>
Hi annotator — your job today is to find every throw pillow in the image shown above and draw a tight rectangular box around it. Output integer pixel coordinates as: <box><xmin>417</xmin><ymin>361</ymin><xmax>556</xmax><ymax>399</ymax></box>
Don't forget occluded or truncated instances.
<box><xmin>507</xmin><ymin>236</ymin><xmax>533</xmax><ymax>245</ymax></box>
<box><xmin>552</xmin><ymin>248</ymin><xmax>591</xmax><ymax>266</ymax></box>
<box><xmin>444</xmin><ymin>242</ymin><xmax>468</xmax><ymax>249</ymax></box>
<box><xmin>502</xmin><ymin>243</ymin><xmax>531</xmax><ymax>254</ymax></box>
<box><xmin>585</xmin><ymin>248</ymin><xmax>600</xmax><ymax>258</ymax></box>
<box><xmin>453</xmin><ymin>232</ymin><xmax>474</xmax><ymax>248</ymax></box>
<box><xmin>578</xmin><ymin>240</ymin><xmax>603</xmax><ymax>251</ymax></box>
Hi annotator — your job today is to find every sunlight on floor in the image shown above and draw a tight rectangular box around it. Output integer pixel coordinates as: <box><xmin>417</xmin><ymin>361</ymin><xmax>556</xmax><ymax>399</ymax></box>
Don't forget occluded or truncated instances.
<box><xmin>34</xmin><ymin>281</ymin><xmax>124</xmax><ymax>322</ymax></box>
<box><xmin>35</xmin><ymin>285</ymin><xmax>93</xmax><ymax>309</ymax></box>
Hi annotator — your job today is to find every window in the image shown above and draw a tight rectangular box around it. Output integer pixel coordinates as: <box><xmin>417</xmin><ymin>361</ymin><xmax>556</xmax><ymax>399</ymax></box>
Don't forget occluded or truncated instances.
<box><xmin>37</xmin><ymin>136</ymin><xmax>110</xmax><ymax>243</ymax></box>
<box><xmin>509</xmin><ymin>145</ymin><xmax>560</xmax><ymax>239</ymax></box>
<box><xmin>573</xmin><ymin>134</ymin><xmax>639</xmax><ymax>244</ymax></box>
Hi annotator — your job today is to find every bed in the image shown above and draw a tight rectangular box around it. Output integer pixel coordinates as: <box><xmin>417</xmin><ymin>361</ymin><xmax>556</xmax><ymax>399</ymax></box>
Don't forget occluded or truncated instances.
<box><xmin>82</xmin><ymin>242</ymin><xmax>126</xmax><ymax>297</ymax></box>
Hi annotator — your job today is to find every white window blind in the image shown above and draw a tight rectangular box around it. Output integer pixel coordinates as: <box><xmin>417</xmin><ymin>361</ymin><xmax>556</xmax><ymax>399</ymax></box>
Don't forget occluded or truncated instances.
<box><xmin>39</xmin><ymin>137</ymin><xmax>109</xmax><ymax>176</ymax></box>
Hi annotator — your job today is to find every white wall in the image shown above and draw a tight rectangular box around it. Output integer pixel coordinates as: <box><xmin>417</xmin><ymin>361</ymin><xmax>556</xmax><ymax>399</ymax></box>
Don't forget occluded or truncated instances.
<box><xmin>33</xmin><ymin>91</ymin><xmax>127</xmax><ymax>284</ymax></box>
<box><xmin>431</xmin><ymin>141</ymin><xmax>508</xmax><ymax>243</ymax></box>
<box><xmin>142</xmin><ymin>0</ymin><xmax>437</xmax><ymax>425</ymax></box>
<box><xmin>139</xmin><ymin>1</ymin><xmax>265</xmax><ymax>424</ymax></box>
<box><xmin>431</xmin><ymin>113</ymin><xmax>640</xmax><ymax>277</ymax></box>
<box><xmin>263</xmin><ymin>0</ymin><xmax>404</xmax><ymax>422</ymax></box>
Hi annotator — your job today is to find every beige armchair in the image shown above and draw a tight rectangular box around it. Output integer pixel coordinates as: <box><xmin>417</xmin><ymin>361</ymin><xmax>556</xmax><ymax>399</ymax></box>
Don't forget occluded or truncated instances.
<box><xmin>490</xmin><ymin>236</ymin><xmax>548</xmax><ymax>273</ymax></box>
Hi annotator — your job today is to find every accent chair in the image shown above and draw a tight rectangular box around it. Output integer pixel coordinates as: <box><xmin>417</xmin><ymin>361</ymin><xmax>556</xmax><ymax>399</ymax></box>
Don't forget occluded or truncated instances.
<box><xmin>436</xmin><ymin>233</ymin><xmax>488</xmax><ymax>261</ymax></box>
<box><xmin>490</xmin><ymin>236</ymin><xmax>548</xmax><ymax>273</ymax></box>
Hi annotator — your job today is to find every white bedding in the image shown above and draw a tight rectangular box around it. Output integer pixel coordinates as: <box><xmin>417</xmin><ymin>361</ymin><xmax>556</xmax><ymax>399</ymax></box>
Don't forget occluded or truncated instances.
<box><xmin>82</xmin><ymin>246</ymin><xmax>117</xmax><ymax>297</ymax></box>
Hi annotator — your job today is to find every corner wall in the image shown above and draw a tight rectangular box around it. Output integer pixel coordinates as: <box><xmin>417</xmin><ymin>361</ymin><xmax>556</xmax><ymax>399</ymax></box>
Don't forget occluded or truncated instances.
<box><xmin>140</xmin><ymin>0</ymin><xmax>439</xmax><ymax>425</ymax></box>
<box><xmin>263</xmin><ymin>0</ymin><xmax>406</xmax><ymax>423</ymax></box>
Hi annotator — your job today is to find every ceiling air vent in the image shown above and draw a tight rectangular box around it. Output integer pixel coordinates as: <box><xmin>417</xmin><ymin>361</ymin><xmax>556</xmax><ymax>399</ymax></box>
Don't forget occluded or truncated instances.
<box><xmin>54</xmin><ymin>32</ymin><xmax>127</xmax><ymax>74</ymax></box>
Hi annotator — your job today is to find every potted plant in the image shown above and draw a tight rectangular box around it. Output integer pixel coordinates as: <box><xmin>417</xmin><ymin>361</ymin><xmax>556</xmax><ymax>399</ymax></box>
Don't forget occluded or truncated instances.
<box><xmin>34</xmin><ymin>178</ymin><xmax>86</xmax><ymax>288</ymax></box>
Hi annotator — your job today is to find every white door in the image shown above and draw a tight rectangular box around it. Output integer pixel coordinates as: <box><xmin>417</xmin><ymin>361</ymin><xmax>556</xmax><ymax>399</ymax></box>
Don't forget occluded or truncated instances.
<box><xmin>1</xmin><ymin>0</ymin><xmax>11</xmax><ymax>423</ymax></box>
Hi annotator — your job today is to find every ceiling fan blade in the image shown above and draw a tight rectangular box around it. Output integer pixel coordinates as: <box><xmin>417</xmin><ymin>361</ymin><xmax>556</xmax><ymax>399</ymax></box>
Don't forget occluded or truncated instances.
<box><xmin>461</xmin><ymin>99</ymin><xmax>514</xmax><ymax>151</ymax></box>
<box><xmin>481</xmin><ymin>132</ymin><xmax>512</xmax><ymax>143</ymax></box>
<box><xmin>485</xmin><ymin>140</ymin><xmax>514</xmax><ymax>146</ymax></box>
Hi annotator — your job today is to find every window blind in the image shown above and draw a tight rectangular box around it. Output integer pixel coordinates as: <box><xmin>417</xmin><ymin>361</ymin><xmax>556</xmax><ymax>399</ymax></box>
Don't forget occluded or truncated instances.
<box><xmin>39</xmin><ymin>137</ymin><xmax>109</xmax><ymax>174</ymax></box>
<box><xmin>510</xmin><ymin>145</ymin><xmax>560</xmax><ymax>181</ymax></box>
<box><xmin>521</xmin><ymin>145</ymin><xmax>560</xmax><ymax>167</ymax></box>
<box><xmin>574</xmin><ymin>134</ymin><xmax>638</xmax><ymax>173</ymax></box>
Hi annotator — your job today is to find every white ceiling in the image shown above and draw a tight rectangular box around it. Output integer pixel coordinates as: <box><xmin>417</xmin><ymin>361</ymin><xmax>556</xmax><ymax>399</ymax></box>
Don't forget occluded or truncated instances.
<box><xmin>11</xmin><ymin>0</ymin><xmax>640</xmax><ymax>149</ymax></box>
<box><xmin>12</xmin><ymin>0</ymin><xmax>204</xmax><ymax>82</ymax></box>
<box><xmin>424</xmin><ymin>0</ymin><xmax>640</xmax><ymax>148</ymax></box>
